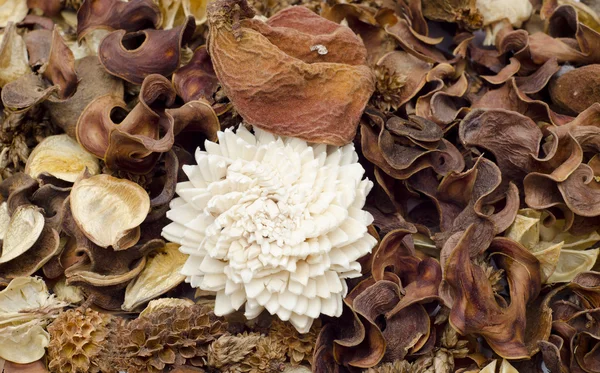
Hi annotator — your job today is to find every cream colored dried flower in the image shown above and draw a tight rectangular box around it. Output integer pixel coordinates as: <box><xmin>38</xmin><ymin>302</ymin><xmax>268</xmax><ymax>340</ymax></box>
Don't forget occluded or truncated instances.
<box><xmin>163</xmin><ymin>126</ymin><xmax>376</xmax><ymax>333</ymax></box>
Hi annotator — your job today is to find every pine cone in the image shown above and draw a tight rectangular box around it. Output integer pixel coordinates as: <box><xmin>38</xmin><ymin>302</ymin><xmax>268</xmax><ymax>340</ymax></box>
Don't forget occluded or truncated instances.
<box><xmin>207</xmin><ymin>332</ymin><xmax>261</xmax><ymax>370</ymax></box>
<box><xmin>269</xmin><ymin>319</ymin><xmax>321</xmax><ymax>365</ymax></box>
<box><xmin>115</xmin><ymin>303</ymin><xmax>226</xmax><ymax>372</ymax></box>
<box><xmin>246</xmin><ymin>336</ymin><xmax>287</xmax><ymax>373</ymax></box>
<box><xmin>47</xmin><ymin>308</ymin><xmax>112</xmax><ymax>373</ymax></box>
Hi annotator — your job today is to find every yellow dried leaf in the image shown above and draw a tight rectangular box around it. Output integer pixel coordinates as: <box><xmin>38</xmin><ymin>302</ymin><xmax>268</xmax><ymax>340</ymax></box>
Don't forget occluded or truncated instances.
<box><xmin>504</xmin><ymin>209</ymin><xmax>540</xmax><ymax>249</ymax></box>
<box><xmin>70</xmin><ymin>174</ymin><xmax>150</xmax><ymax>249</ymax></box>
<box><xmin>123</xmin><ymin>243</ymin><xmax>187</xmax><ymax>311</ymax></box>
<box><xmin>529</xmin><ymin>241</ymin><xmax>563</xmax><ymax>282</ymax></box>
<box><xmin>25</xmin><ymin>134</ymin><xmax>101</xmax><ymax>182</ymax></box>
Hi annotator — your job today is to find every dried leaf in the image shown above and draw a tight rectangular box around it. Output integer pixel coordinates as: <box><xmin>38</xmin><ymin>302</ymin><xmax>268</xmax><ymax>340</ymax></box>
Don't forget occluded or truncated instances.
<box><xmin>208</xmin><ymin>1</ymin><xmax>375</xmax><ymax>145</ymax></box>
<box><xmin>0</xmin><ymin>320</ymin><xmax>49</xmax><ymax>364</ymax></box>
<box><xmin>25</xmin><ymin>134</ymin><xmax>100</xmax><ymax>182</ymax></box>
<box><xmin>0</xmin><ymin>0</ymin><xmax>28</xmax><ymax>27</ymax></box>
<box><xmin>0</xmin><ymin>23</ymin><xmax>30</xmax><ymax>88</ymax></box>
<box><xmin>122</xmin><ymin>242</ymin><xmax>186</xmax><ymax>311</ymax></box>
<box><xmin>70</xmin><ymin>174</ymin><xmax>150</xmax><ymax>249</ymax></box>
<box><xmin>0</xmin><ymin>205</ymin><xmax>44</xmax><ymax>264</ymax></box>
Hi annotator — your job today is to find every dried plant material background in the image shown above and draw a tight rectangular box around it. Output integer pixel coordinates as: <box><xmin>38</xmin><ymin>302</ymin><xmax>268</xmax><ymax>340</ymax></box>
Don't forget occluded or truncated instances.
<box><xmin>3</xmin><ymin>0</ymin><xmax>600</xmax><ymax>372</ymax></box>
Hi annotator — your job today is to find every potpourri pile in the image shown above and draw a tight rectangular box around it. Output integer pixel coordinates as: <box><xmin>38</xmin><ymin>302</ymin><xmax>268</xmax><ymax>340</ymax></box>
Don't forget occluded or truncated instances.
<box><xmin>2</xmin><ymin>0</ymin><xmax>600</xmax><ymax>372</ymax></box>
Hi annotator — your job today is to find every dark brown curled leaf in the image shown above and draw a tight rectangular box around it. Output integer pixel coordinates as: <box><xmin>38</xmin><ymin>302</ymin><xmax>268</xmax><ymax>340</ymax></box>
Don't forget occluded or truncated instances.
<box><xmin>30</xmin><ymin>182</ymin><xmax>71</xmax><ymax>232</ymax></box>
<box><xmin>76</xmin><ymin>94</ymin><xmax>127</xmax><ymax>158</ymax></box>
<box><xmin>352</xmin><ymin>281</ymin><xmax>431</xmax><ymax>361</ymax></box>
<box><xmin>386</xmin><ymin>257</ymin><xmax>442</xmax><ymax>317</ymax></box>
<box><xmin>98</xmin><ymin>17</ymin><xmax>195</xmax><ymax>84</ymax></box>
<box><xmin>313</xmin><ymin>324</ymin><xmax>340</xmax><ymax>373</ymax></box>
<box><xmin>385</xmin><ymin>19</ymin><xmax>448</xmax><ymax>64</ymax></box>
<box><xmin>169</xmin><ymin>99</ymin><xmax>219</xmax><ymax>138</ymax></box>
<box><xmin>459</xmin><ymin>108</ymin><xmax>542</xmax><ymax>186</ymax></box>
<box><xmin>442</xmin><ymin>226</ymin><xmax>550</xmax><ymax>359</ymax></box>
<box><xmin>362</xmin><ymin>112</ymin><xmax>464</xmax><ymax>180</ymax></box>
<box><xmin>515</xmin><ymin>57</ymin><xmax>560</xmax><ymax>94</ymax></box>
<box><xmin>527</xmin><ymin>5</ymin><xmax>600</xmax><ymax>65</ymax></box>
<box><xmin>473</xmin><ymin>79</ymin><xmax>573</xmax><ymax>126</ymax></box>
<box><xmin>332</xmin><ymin>301</ymin><xmax>386</xmax><ymax>368</ymax></box>
<box><xmin>77</xmin><ymin>0</ymin><xmax>162</xmax><ymax>42</ymax></box>
<box><xmin>45</xmin><ymin>56</ymin><xmax>125</xmax><ymax>138</ymax></box>
<box><xmin>43</xmin><ymin>28</ymin><xmax>77</xmax><ymax>100</ymax></box>
<box><xmin>0</xmin><ymin>173</ymin><xmax>38</xmax><ymax>215</ymax></box>
<box><xmin>480</xmin><ymin>57</ymin><xmax>521</xmax><ymax>85</ymax></box>
<box><xmin>372</xmin><ymin>50</ymin><xmax>432</xmax><ymax>112</ymax></box>
<box><xmin>172</xmin><ymin>45</ymin><xmax>219</xmax><ymax>103</ymax></box>
<box><xmin>146</xmin><ymin>150</ymin><xmax>178</xmax><ymax>222</ymax></box>
<box><xmin>77</xmin><ymin>74</ymin><xmax>179</xmax><ymax>174</ymax></box>
<box><xmin>557</xmin><ymin>164</ymin><xmax>600</xmax><ymax>217</ymax></box>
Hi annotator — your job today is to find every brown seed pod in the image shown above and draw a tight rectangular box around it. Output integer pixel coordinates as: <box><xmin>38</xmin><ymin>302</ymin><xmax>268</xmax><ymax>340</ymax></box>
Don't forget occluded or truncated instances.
<box><xmin>77</xmin><ymin>0</ymin><xmax>162</xmax><ymax>42</ymax></box>
<box><xmin>550</xmin><ymin>64</ymin><xmax>600</xmax><ymax>114</ymax></box>
<box><xmin>98</xmin><ymin>17</ymin><xmax>195</xmax><ymax>84</ymax></box>
<box><xmin>207</xmin><ymin>0</ymin><xmax>375</xmax><ymax>146</ymax></box>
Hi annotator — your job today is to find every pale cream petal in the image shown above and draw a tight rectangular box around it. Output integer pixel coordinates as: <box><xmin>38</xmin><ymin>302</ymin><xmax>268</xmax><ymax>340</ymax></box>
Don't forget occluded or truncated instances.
<box><xmin>123</xmin><ymin>243</ymin><xmax>187</xmax><ymax>311</ymax></box>
<box><xmin>547</xmin><ymin>248</ymin><xmax>600</xmax><ymax>283</ymax></box>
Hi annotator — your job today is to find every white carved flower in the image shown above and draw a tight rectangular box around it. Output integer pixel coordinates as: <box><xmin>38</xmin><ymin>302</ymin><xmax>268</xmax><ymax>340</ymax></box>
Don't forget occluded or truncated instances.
<box><xmin>162</xmin><ymin>126</ymin><xmax>376</xmax><ymax>333</ymax></box>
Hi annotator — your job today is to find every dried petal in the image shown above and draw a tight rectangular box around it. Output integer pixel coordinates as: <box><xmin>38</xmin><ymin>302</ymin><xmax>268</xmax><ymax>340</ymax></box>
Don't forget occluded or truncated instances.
<box><xmin>25</xmin><ymin>135</ymin><xmax>100</xmax><ymax>182</ymax></box>
<box><xmin>122</xmin><ymin>242</ymin><xmax>187</xmax><ymax>311</ymax></box>
<box><xmin>0</xmin><ymin>205</ymin><xmax>44</xmax><ymax>264</ymax></box>
<box><xmin>0</xmin><ymin>320</ymin><xmax>49</xmax><ymax>364</ymax></box>
<box><xmin>70</xmin><ymin>174</ymin><xmax>150</xmax><ymax>249</ymax></box>
<box><xmin>0</xmin><ymin>23</ymin><xmax>30</xmax><ymax>87</ymax></box>
<box><xmin>547</xmin><ymin>248</ymin><xmax>600</xmax><ymax>283</ymax></box>
<box><xmin>0</xmin><ymin>0</ymin><xmax>28</xmax><ymax>27</ymax></box>
<box><xmin>208</xmin><ymin>1</ymin><xmax>375</xmax><ymax>145</ymax></box>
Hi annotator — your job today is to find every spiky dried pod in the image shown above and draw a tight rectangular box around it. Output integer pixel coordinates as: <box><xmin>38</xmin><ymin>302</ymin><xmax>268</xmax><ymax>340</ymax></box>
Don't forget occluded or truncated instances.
<box><xmin>47</xmin><ymin>308</ymin><xmax>113</xmax><ymax>373</ymax></box>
